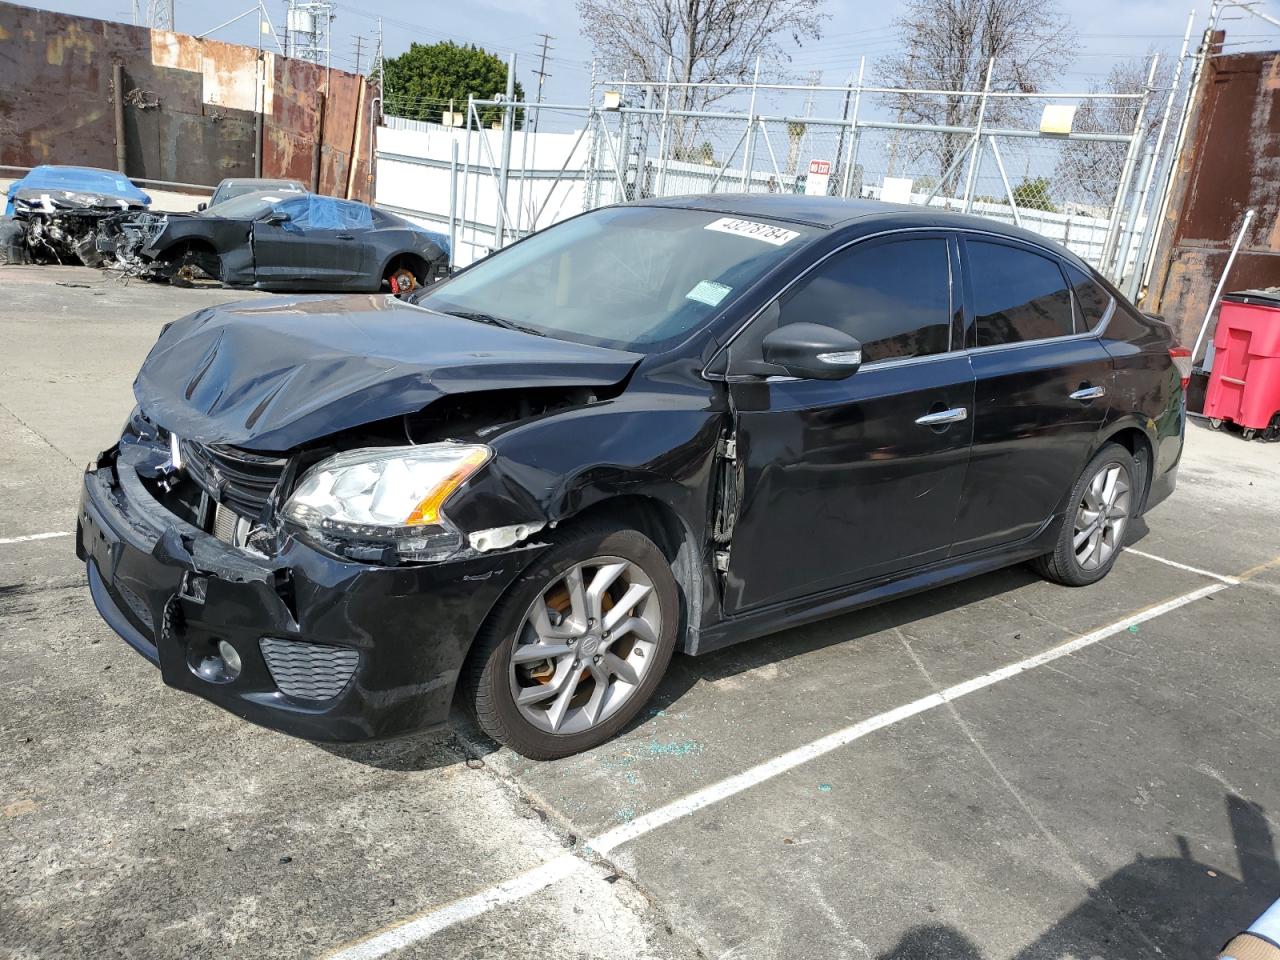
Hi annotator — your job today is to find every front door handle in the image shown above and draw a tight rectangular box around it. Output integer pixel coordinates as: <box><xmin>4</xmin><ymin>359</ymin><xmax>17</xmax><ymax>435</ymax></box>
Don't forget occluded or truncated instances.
<box><xmin>915</xmin><ymin>407</ymin><xmax>968</xmax><ymax>426</ymax></box>
<box><xmin>336</xmin><ymin>234</ymin><xmax>355</xmax><ymax>240</ymax></box>
<box><xmin>1070</xmin><ymin>385</ymin><xmax>1106</xmax><ymax>401</ymax></box>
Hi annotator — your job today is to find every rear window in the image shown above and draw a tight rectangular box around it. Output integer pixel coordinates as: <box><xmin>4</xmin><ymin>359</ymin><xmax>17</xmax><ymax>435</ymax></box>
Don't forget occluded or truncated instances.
<box><xmin>968</xmin><ymin>240</ymin><xmax>1074</xmax><ymax>346</ymax></box>
<box><xmin>1066</xmin><ymin>264</ymin><xmax>1114</xmax><ymax>331</ymax></box>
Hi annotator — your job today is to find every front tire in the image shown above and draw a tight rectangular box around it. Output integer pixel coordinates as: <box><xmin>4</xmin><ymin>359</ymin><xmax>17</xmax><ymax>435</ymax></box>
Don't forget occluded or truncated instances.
<box><xmin>1032</xmin><ymin>443</ymin><xmax>1137</xmax><ymax>587</ymax></box>
<box><xmin>461</xmin><ymin>521</ymin><xmax>679</xmax><ymax>759</ymax></box>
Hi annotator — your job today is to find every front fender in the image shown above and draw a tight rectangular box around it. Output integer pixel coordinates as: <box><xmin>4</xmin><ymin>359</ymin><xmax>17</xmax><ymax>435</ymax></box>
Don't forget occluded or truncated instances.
<box><xmin>447</xmin><ymin>395</ymin><xmax>725</xmax><ymax>537</ymax></box>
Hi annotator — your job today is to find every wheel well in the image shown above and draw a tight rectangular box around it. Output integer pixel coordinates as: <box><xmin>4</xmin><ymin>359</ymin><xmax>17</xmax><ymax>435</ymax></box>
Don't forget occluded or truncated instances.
<box><xmin>159</xmin><ymin>238</ymin><xmax>218</xmax><ymax>262</ymax></box>
<box><xmin>383</xmin><ymin>252</ymin><xmax>431</xmax><ymax>281</ymax></box>
<box><xmin>1104</xmin><ymin>427</ymin><xmax>1155</xmax><ymax>512</ymax></box>
<box><xmin>552</xmin><ymin>495</ymin><xmax>707</xmax><ymax>653</ymax></box>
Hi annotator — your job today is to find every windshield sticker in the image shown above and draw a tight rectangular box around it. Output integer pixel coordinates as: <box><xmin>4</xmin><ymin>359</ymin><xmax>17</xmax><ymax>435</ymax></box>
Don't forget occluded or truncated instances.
<box><xmin>686</xmin><ymin>280</ymin><xmax>733</xmax><ymax>307</ymax></box>
<box><xmin>705</xmin><ymin>216</ymin><xmax>800</xmax><ymax>246</ymax></box>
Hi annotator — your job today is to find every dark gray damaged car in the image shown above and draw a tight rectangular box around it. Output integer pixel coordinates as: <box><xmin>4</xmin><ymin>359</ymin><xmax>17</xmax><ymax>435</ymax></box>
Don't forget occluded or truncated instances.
<box><xmin>103</xmin><ymin>191</ymin><xmax>450</xmax><ymax>292</ymax></box>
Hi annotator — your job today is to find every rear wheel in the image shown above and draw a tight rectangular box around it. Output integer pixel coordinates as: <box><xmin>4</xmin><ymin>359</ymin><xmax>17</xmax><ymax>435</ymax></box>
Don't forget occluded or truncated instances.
<box><xmin>461</xmin><ymin>521</ymin><xmax>679</xmax><ymax>759</ymax></box>
<box><xmin>385</xmin><ymin>265</ymin><xmax>419</xmax><ymax>294</ymax></box>
<box><xmin>1032</xmin><ymin>443</ymin><xmax>1137</xmax><ymax>587</ymax></box>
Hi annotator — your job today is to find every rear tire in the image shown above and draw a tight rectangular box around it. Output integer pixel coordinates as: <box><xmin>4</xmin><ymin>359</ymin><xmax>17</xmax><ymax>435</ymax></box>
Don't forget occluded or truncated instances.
<box><xmin>460</xmin><ymin>520</ymin><xmax>679</xmax><ymax>760</ymax></box>
<box><xmin>1032</xmin><ymin>443</ymin><xmax>1137</xmax><ymax>587</ymax></box>
<box><xmin>385</xmin><ymin>264</ymin><xmax>420</xmax><ymax>294</ymax></box>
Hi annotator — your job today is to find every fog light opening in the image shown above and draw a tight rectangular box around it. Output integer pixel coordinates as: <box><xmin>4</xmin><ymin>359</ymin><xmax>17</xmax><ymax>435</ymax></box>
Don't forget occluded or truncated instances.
<box><xmin>217</xmin><ymin>640</ymin><xmax>242</xmax><ymax>678</ymax></box>
<box><xmin>189</xmin><ymin>637</ymin><xmax>242</xmax><ymax>684</ymax></box>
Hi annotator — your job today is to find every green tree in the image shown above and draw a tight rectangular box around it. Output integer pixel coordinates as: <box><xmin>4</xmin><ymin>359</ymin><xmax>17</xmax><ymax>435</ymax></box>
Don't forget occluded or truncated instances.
<box><xmin>383</xmin><ymin>41</ymin><xmax>525</xmax><ymax>129</ymax></box>
<box><xmin>1012</xmin><ymin>177</ymin><xmax>1057</xmax><ymax>212</ymax></box>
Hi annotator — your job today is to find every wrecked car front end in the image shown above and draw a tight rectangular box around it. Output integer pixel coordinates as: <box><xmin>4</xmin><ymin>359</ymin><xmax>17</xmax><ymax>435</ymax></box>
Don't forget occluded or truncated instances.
<box><xmin>76</xmin><ymin>294</ymin><xmax>654</xmax><ymax>740</ymax></box>
<box><xmin>97</xmin><ymin>210</ymin><xmax>172</xmax><ymax>276</ymax></box>
<box><xmin>11</xmin><ymin>188</ymin><xmax>148</xmax><ymax>266</ymax></box>
<box><xmin>77</xmin><ymin>416</ymin><xmax>533</xmax><ymax>740</ymax></box>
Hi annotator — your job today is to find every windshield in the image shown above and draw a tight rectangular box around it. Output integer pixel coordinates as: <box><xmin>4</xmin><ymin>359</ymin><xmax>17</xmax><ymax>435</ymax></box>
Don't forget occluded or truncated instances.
<box><xmin>202</xmin><ymin>191</ymin><xmax>288</xmax><ymax>219</ymax></box>
<box><xmin>416</xmin><ymin>206</ymin><xmax>818</xmax><ymax>352</ymax></box>
<box><xmin>214</xmin><ymin>180</ymin><xmax>305</xmax><ymax>204</ymax></box>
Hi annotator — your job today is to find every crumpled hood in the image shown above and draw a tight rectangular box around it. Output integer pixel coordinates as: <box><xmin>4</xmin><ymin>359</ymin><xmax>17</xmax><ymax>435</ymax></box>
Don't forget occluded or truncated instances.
<box><xmin>134</xmin><ymin>294</ymin><xmax>641</xmax><ymax>451</ymax></box>
<box><xmin>12</xmin><ymin>187</ymin><xmax>146</xmax><ymax>214</ymax></box>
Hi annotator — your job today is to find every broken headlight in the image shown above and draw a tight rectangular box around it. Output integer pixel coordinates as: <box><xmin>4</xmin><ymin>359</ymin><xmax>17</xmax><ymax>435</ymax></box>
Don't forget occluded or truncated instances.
<box><xmin>282</xmin><ymin>443</ymin><xmax>490</xmax><ymax>562</ymax></box>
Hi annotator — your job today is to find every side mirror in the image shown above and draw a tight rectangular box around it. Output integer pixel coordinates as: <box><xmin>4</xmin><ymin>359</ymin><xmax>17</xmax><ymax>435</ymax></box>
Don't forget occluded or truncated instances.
<box><xmin>197</xmin><ymin>202</ymin><xmax>207</xmax><ymax>211</ymax></box>
<box><xmin>263</xmin><ymin>210</ymin><xmax>290</xmax><ymax>225</ymax></box>
<box><xmin>762</xmin><ymin>323</ymin><xmax>862</xmax><ymax>380</ymax></box>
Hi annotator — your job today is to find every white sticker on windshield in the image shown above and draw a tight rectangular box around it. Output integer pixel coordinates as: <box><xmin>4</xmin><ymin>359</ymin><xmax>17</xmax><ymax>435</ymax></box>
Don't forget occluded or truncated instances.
<box><xmin>686</xmin><ymin>280</ymin><xmax>732</xmax><ymax>307</ymax></box>
<box><xmin>704</xmin><ymin>216</ymin><xmax>800</xmax><ymax>246</ymax></box>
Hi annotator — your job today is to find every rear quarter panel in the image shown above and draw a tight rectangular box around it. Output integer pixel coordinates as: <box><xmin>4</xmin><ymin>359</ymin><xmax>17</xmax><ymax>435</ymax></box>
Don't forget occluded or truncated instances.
<box><xmin>1099</xmin><ymin>301</ymin><xmax>1184</xmax><ymax>509</ymax></box>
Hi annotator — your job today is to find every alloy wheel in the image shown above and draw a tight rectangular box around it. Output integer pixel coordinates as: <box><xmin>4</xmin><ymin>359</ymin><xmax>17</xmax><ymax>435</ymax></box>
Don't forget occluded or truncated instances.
<box><xmin>508</xmin><ymin>556</ymin><xmax>662</xmax><ymax>735</ymax></box>
<box><xmin>1073</xmin><ymin>463</ymin><xmax>1131</xmax><ymax>571</ymax></box>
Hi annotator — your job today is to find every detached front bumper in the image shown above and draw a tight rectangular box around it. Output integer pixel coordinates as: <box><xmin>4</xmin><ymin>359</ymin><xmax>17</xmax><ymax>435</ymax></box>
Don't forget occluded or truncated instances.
<box><xmin>76</xmin><ymin>446</ymin><xmax>533</xmax><ymax>741</ymax></box>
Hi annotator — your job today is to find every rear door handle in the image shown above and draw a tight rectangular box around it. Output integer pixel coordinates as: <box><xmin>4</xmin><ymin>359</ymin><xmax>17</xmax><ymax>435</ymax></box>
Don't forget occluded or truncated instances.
<box><xmin>915</xmin><ymin>407</ymin><xmax>968</xmax><ymax>426</ymax></box>
<box><xmin>336</xmin><ymin>234</ymin><xmax>355</xmax><ymax>240</ymax></box>
<box><xmin>1070</xmin><ymin>385</ymin><xmax>1106</xmax><ymax>401</ymax></box>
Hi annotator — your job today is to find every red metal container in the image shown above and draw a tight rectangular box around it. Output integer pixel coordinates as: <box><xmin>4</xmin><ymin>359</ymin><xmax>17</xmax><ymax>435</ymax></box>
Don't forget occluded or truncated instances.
<box><xmin>1203</xmin><ymin>290</ymin><xmax>1280</xmax><ymax>436</ymax></box>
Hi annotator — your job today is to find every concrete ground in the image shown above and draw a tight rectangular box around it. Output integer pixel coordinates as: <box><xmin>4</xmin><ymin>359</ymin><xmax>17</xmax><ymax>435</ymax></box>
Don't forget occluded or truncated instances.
<box><xmin>2</xmin><ymin>264</ymin><xmax>1278</xmax><ymax>960</ymax></box>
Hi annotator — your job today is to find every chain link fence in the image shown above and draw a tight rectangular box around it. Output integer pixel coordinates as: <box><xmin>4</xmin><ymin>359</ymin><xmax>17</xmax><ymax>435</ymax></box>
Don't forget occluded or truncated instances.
<box><xmin>378</xmin><ymin>65</ymin><xmax>1173</xmax><ymax>282</ymax></box>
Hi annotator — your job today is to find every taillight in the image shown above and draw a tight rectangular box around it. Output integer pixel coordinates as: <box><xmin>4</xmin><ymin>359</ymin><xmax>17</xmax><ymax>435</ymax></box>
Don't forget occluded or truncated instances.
<box><xmin>1170</xmin><ymin>346</ymin><xmax>1192</xmax><ymax>391</ymax></box>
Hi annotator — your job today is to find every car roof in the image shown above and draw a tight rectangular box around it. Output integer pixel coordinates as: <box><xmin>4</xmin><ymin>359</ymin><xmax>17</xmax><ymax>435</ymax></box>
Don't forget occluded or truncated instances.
<box><xmin>633</xmin><ymin>194</ymin><xmax>1093</xmax><ymax>271</ymax></box>
<box><xmin>31</xmin><ymin>164</ymin><xmax>121</xmax><ymax>175</ymax></box>
<box><xmin>13</xmin><ymin>165</ymin><xmax>148</xmax><ymax>199</ymax></box>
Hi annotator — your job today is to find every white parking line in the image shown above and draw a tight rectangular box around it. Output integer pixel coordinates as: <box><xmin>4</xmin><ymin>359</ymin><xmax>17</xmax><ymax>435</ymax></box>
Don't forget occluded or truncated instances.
<box><xmin>1126</xmin><ymin>547</ymin><xmax>1240</xmax><ymax>585</ymax></box>
<box><xmin>325</xmin><ymin>580</ymin><xmax>1230</xmax><ymax>960</ymax></box>
<box><xmin>0</xmin><ymin>531</ymin><xmax>73</xmax><ymax>545</ymax></box>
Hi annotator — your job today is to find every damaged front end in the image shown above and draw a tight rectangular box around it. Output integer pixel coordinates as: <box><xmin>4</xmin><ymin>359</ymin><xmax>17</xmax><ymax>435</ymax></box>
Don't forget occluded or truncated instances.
<box><xmin>77</xmin><ymin>407</ymin><xmax>551</xmax><ymax>741</ymax></box>
<box><xmin>10</xmin><ymin>188</ymin><xmax>147</xmax><ymax>266</ymax></box>
<box><xmin>97</xmin><ymin>211</ymin><xmax>173</xmax><ymax>278</ymax></box>
<box><xmin>76</xmin><ymin>296</ymin><xmax>645</xmax><ymax>739</ymax></box>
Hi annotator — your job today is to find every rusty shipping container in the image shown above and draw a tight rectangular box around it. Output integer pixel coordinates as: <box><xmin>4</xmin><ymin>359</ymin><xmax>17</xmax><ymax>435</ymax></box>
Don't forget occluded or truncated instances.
<box><xmin>0</xmin><ymin>1</ymin><xmax>375</xmax><ymax>200</ymax></box>
<box><xmin>1146</xmin><ymin>50</ymin><xmax>1280</xmax><ymax>345</ymax></box>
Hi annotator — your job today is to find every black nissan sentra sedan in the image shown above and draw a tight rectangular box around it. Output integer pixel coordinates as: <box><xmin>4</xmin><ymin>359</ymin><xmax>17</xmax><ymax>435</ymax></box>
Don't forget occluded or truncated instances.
<box><xmin>77</xmin><ymin>196</ymin><xmax>1188</xmax><ymax>759</ymax></box>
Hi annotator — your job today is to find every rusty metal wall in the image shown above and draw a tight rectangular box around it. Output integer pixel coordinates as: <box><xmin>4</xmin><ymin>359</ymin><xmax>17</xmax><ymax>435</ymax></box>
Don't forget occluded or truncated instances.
<box><xmin>1147</xmin><ymin>50</ymin><xmax>1280</xmax><ymax>344</ymax></box>
<box><xmin>0</xmin><ymin>2</ymin><xmax>374</xmax><ymax>200</ymax></box>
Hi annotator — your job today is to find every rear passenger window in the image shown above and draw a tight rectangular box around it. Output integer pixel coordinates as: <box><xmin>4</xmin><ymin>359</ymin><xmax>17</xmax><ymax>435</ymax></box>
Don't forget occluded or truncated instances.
<box><xmin>1065</xmin><ymin>264</ymin><xmax>1114</xmax><ymax>331</ymax></box>
<box><xmin>968</xmin><ymin>241</ymin><xmax>1074</xmax><ymax>346</ymax></box>
<box><xmin>776</xmin><ymin>237</ymin><xmax>952</xmax><ymax>363</ymax></box>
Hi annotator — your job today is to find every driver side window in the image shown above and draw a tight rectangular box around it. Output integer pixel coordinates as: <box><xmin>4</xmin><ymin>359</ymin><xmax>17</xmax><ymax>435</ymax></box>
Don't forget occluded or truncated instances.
<box><xmin>773</xmin><ymin>237</ymin><xmax>954</xmax><ymax>364</ymax></box>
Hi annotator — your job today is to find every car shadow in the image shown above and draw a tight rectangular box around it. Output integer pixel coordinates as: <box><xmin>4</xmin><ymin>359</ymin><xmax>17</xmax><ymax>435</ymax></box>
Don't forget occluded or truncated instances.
<box><xmin>327</xmin><ymin>526</ymin><xmax>1160</xmax><ymax>772</ymax></box>
<box><xmin>876</xmin><ymin>793</ymin><xmax>1278</xmax><ymax>959</ymax></box>
<box><xmin>627</xmin><ymin>561</ymin><xmax>1044</xmax><ymax>736</ymax></box>
<box><xmin>311</xmin><ymin>728</ymin><xmax>464</xmax><ymax>771</ymax></box>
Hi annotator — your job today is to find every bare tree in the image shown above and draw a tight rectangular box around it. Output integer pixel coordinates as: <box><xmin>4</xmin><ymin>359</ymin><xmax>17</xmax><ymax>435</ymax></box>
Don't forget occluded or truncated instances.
<box><xmin>878</xmin><ymin>0</ymin><xmax>1075</xmax><ymax>192</ymax></box>
<box><xmin>1056</xmin><ymin>53</ymin><xmax>1168</xmax><ymax>208</ymax></box>
<box><xmin>576</xmin><ymin>0</ymin><xmax>826</xmax><ymax>135</ymax></box>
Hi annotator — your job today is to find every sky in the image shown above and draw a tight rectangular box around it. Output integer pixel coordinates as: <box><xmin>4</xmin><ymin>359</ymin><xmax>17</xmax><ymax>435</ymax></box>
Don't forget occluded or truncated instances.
<box><xmin>23</xmin><ymin>0</ymin><xmax>1280</xmax><ymax>110</ymax></box>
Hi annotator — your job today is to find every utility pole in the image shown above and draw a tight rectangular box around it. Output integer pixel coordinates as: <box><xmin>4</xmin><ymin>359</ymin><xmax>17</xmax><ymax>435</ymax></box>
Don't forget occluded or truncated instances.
<box><xmin>352</xmin><ymin>35</ymin><xmax>364</xmax><ymax>75</ymax></box>
<box><xmin>370</xmin><ymin>18</ymin><xmax>384</xmax><ymax>89</ymax></box>
<box><xmin>531</xmin><ymin>33</ymin><xmax>553</xmax><ymax>133</ymax></box>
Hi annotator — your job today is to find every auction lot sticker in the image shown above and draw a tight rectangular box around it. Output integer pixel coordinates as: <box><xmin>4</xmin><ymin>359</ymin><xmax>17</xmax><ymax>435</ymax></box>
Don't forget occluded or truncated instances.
<box><xmin>705</xmin><ymin>217</ymin><xmax>800</xmax><ymax>246</ymax></box>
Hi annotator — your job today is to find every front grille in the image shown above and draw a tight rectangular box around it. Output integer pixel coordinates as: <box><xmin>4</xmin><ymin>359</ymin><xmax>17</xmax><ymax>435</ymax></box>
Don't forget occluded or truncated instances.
<box><xmin>260</xmin><ymin>638</ymin><xmax>359</xmax><ymax>701</ymax></box>
<box><xmin>181</xmin><ymin>440</ymin><xmax>288</xmax><ymax>519</ymax></box>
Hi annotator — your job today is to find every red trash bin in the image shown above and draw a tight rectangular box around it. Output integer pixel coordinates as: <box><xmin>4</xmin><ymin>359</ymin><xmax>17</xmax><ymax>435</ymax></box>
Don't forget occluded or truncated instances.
<box><xmin>1203</xmin><ymin>289</ymin><xmax>1280</xmax><ymax>438</ymax></box>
